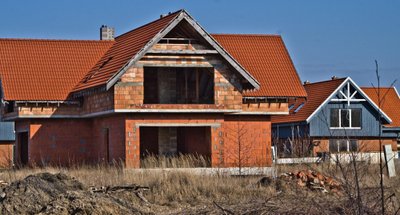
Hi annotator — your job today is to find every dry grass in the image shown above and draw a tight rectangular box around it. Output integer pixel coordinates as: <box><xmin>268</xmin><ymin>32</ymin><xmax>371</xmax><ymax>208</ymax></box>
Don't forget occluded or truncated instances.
<box><xmin>1</xmin><ymin>156</ymin><xmax>400</xmax><ymax>214</ymax></box>
<box><xmin>141</xmin><ymin>154</ymin><xmax>210</xmax><ymax>168</ymax></box>
<box><xmin>0</xmin><ymin>164</ymin><xmax>276</xmax><ymax>213</ymax></box>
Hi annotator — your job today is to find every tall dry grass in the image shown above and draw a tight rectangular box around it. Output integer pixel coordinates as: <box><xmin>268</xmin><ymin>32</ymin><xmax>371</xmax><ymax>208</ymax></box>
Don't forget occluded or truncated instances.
<box><xmin>140</xmin><ymin>153</ymin><xmax>210</xmax><ymax>168</ymax></box>
<box><xmin>1</xmin><ymin>156</ymin><xmax>400</xmax><ymax>213</ymax></box>
<box><xmin>0</xmin><ymin>156</ymin><xmax>274</xmax><ymax>208</ymax></box>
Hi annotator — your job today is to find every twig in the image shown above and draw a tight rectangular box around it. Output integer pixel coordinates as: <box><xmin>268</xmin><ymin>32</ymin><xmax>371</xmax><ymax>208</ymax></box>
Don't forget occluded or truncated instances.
<box><xmin>213</xmin><ymin>201</ymin><xmax>234</xmax><ymax>215</ymax></box>
<box><xmin>90</xmin><ymin>184</ymin><xmax>150</xmax><ymax>203</ymax></box>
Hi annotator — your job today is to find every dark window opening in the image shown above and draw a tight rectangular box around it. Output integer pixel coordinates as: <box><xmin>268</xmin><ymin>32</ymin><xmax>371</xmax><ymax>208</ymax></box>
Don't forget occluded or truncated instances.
<box><xmin>341</xmin><ymin>109</ymin><xmax>350</xmax><ymax>127</ymax></box>
<box><xmin>330</xmin><ymin>108</ymin><xmax>362</xmax><ymax>128</ymax></box>
<box><xmin>5</xmin><ymin>101</ymin><xmax>15</xmax><ymax>113</ymax></box>
<box><xmin>104</xmin><ymin>128</ymin><xmax>110</xmax><ymax>163</ymax></box>
<box><xmin>352</xmin><ymin>109</ymin><xmax>362</xmax><ymax>127</ymax></box>
<box><xmin>330</xmin><ymin>109</ymin><xmax>340</xmax><ymax>127</ymax></box>
<box><xmin>18</xmin><ymin>132</ymin><xmax>29</xmax><ymax>166</ymax></box>
<box><xmin>144</xmin><ymin>67</ymin><xmax>214</xmax><ymax>104</ymax></box>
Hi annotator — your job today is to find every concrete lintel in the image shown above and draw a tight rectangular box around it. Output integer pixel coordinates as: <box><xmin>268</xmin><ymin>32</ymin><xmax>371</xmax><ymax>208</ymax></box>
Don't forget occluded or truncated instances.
<box><xmin>146</xmin><ymin>50</ymin><xmax>218</xmax><ymax>55</ymax></box>
<box><xmin>115</xmin><ymin>82</ymin><xmax>143</xmax><ymax>87</ymax></box>
<box><xmin>135</xmin><ymin>123</ymin><xmax>221</xmax><ymax>128</ymax></box>
<box><xmin>114</xmin><ymin>109</ymin><xmax>238</xmax><ymax>113</ymax></box>
<box><xmin>137</xmin><ymin>63</ymin><xmax>213</xmax><ymax>68</ymax></box>
<box><xmin>228</xmin><ymin>111</ymin><xmax>289</xmax><ymax>115</ymax></box>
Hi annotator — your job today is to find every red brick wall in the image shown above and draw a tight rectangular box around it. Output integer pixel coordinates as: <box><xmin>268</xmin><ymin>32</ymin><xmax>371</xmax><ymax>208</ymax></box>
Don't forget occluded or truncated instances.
<box><xmin>0</xmin><ymin>142</ymin><xmax>13</xmax><ymax>168</ymax></box>
<box><xmin>221</xmin><ymin>115</ymin><xmax>272</xmax><ymax>167</ymax></box>
<box><xmin>82</xmin><ymin>90</ymin><xmax>114</xmax><ymax>114</ymax></box>
<box><xmin>124</xmin><ymin>113</ymin><xmax>272</xmax><ymax>168</ymax></box>
<box><xmin>313</xmin><ymin>138</ymin><xmax>398</xmax><ymax>154</ymax></box>
<box><xmin>28</xmin><ymin>119</ymin><xmax>93</xmax><ymax>166</ymax></box>
<box><xmin>13</xmin><ymin>113</ymin><xmax>273</xmax><ymax>168</ymax></box>
<box><xmin>91</xmin><ymin>116</ymin><xmax>125</xmax><ymax>164</ymax></box>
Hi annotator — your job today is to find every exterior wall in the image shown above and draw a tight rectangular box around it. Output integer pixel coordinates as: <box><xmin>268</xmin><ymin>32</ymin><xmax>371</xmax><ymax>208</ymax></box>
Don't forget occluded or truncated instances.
<box><xmin>91</xmin><ymin>116</ymin><xmax>126</xmax><ymax>163</ymax></box>
<box><xmin>309</xmin><ymin>102</ymin><xmax>381</xmax><ymax>137</ymax></box>
<box><xmin>11</xmin><ymin>112</ymin><xmax>273</xmax><ymax>168</ymax></box>
<box><xmin>114</xmin><ymin>41</ymin><xmax>244</xmax><ymax>111</ymax></box>
<box><xmin>114</xmin><ymin>59</ymin><xmax>243</xmax><ymax>110</ymax></box>
<box><xmin>222</xmin><ymin>115</ymin><xmax>272</xmax><ymax>167</ymax></box>
<box><xmin>0</xmin><ymin>142</ymin><xmax>13</xmax><ymax>168</ymax></box>
<box><xmin>313</xmin><ymin>138</ymin><xmax>397</xmax><ymax>155</ymax></box>
<box><xmin>14</xmin><ymin>117</ymin><xmax>125</xmax><ymax>166</ymax></box>
<box><xmin>242</xmin><ymin>102</ymin><xmax>288</xmax><ymax>113</ymax></box>
<box><xmin>125</xmin><ymin>113</ymin><xmax>272</xmax><ymax>168</ymax></box>
<box><xmin>9</xmin><ymin>104</ymin><xmax>81</xmax><ymax>118</ymax></box>
<box><xmin>82</xmin><ymin>90</ymin><xmax>114</xmax><ymax>114</ymax></box>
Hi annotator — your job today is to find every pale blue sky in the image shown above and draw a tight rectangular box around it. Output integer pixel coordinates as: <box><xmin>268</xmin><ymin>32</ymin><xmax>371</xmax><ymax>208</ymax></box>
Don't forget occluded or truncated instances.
<box><xmin>1</xmin><ymin>0</ymin><xmax>399</xmax><ymax>89</ymax></box>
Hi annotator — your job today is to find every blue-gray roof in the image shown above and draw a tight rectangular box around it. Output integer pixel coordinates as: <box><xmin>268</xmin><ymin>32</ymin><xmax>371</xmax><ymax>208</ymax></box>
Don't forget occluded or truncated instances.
<box><xmin>0</xmin><ymin>122</ymin><xmax>15</xmax><ymax>141</ymax></box>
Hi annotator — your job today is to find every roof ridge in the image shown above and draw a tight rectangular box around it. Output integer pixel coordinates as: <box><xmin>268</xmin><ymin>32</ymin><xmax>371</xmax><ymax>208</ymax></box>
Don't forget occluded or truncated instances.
<box><xmin>0</xmin><ymin>38</ymin><xmax>114</xmax><ymax>43</ymax></box>
<box><xmin>115</xmin><ymin>9</ymin><xmax>183</xmax><ymax>39</ymax></box>
<box><xmin>304</xmin><ymin>77</ymin><xmax>347</xmax><ymax>86</ymax></box>
<box><xmin>211</xmin><ymin>33</ymin><xmax>281</xmax><ymax>37</ymax></box>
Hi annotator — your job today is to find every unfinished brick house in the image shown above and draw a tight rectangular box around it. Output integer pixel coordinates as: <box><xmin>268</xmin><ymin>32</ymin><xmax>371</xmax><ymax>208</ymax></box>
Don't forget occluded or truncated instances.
<box><xmin>0</xmin><ymin>10</ymin><xmax>306</xmax><ymax>168</ymax></box>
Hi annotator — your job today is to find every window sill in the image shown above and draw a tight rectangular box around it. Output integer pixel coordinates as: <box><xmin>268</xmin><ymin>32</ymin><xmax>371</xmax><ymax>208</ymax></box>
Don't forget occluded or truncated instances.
<box><xmin>330</xmin><ymin>127</ymin><xmax>361</xmax><ymax>130</ymax></box>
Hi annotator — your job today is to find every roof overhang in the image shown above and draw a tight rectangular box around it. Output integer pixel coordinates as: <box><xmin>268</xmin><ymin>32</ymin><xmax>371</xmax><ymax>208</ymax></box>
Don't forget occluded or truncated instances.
<box><xmin>105</xmin><ymin>10</ymin><xmax>260</xmax><ymax>91</ymax></box>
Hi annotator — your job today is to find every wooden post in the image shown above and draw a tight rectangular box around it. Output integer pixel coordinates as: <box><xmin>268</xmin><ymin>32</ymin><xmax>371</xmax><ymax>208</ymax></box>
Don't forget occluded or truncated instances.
<box><xmin>196</xmin><ymin>68</ymin><xmax>199</xmax><ymax>103</ymax></box>
<box><xmin>185</xmin><ymin>69</ymin><xmax>188</xmax><ymax>103</ymax></box>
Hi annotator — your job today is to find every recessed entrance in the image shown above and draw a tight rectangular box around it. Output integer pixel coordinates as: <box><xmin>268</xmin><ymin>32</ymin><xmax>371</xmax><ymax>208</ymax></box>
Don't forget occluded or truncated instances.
<box><xmin>140</xmin><ymin>126</ymin><xmax>211</xmax><ymax>167</ymax></box>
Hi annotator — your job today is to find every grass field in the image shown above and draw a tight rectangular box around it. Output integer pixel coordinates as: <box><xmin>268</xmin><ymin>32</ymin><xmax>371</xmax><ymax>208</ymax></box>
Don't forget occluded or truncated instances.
<box><xmin>1</xmin><ymin>156</ymin><xmax>400</xmax><ymax>214</ymax></box>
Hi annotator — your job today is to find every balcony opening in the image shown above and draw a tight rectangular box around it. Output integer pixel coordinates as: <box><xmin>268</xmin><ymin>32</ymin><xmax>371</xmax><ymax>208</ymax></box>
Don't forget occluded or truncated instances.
<box><xmin>144</xmin><ymin>67</ymin><xmax>214</xmax><ymax>104</ymax></box>
<box><xmin>140</xmin><ymin>126</ymin><xmax>212</xmax><ymax>168</ymax></box>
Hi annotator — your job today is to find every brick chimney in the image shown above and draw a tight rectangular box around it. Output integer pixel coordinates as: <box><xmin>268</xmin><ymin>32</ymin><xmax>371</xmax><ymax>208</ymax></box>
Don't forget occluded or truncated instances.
<box><xmin>100</xmin><ymin>25</ymin><xmax>115</xmax><ymax>41</ymax></box>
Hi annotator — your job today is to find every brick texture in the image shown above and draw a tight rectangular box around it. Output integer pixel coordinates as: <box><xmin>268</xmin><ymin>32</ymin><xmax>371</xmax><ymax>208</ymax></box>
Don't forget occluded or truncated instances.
<box><xmin>313</xmin><ymin>138</ymin><xmax>398</xmax><ymax>155</ymax></box>
<box><xmin>0</xmin><ymin>142</ymin><xmax>13</xmax><ymax>168</ymax></box>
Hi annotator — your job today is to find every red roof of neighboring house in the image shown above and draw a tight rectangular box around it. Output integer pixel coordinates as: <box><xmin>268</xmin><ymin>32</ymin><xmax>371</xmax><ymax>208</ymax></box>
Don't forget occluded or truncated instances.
<box><xmin>362</xmin><ymin>87</ymin><xmax>400</xmax><ymax>127</ymax></box>
<box><xmin>211</xmin><ymin>34</ymin><xmax>307</xmax><ymax>97</ymax></box>
<box><xmin>0</xmin><ymin>39</ymin><xmax>113</xmax><ymax>100</ymax></box>
<box><xmin>272</xmin><ymin>78</ymin><xmax>346</xmax><ymax>124</ymax></box>
<box><xmin>73</xmin><ymin>11</ymin><xmax>180</xmax><ymax>92</ymax></box>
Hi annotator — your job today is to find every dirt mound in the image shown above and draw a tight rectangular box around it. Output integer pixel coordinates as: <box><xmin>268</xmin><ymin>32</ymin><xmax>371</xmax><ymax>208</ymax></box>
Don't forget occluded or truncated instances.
<box><xmin>0</xmin><ymin>173</ymin><xmax>150</xmax><ymax>215</ymax></box>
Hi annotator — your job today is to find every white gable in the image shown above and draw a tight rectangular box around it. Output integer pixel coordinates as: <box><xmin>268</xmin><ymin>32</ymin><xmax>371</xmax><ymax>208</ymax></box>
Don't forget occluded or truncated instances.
<box><xmin>306</xmin><ymin>77</ymin><xmax>392</xmax><ymax>123</ymax></box>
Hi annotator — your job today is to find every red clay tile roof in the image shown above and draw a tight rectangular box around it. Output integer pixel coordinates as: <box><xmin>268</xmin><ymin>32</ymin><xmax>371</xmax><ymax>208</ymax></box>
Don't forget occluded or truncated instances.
<box><xmin>0</xmin><ymin>39</ymin><xmax>113</xmax><ymax>100</ymax></box>
<box><xmin>211</xmin><ymin>34</ymin><xmax>307</xmax><ymax>97</ymax></box>
<box><xmin>72</xmin><ymin>11</ymin><xmax>181</xmax><ymax>92</ymax></box>
<box><xmin>362</xmin><ymin>87</ymin><xmax>400</xmax><ymax>127</ymax></box>
<box><xmin>0</xmin><ymin>10</ymin><xmax>307</xmax><ymax>101</ymax></box>
<box><xmin>272</xmin><ymin>78</ymin><xmax>346</xmax><ymax>124</ymax></box>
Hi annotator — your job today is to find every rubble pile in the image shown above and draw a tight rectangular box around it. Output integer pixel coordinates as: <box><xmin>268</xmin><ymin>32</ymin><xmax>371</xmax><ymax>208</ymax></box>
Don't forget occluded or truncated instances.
<box><xmin>0</xmin><ymin>173</ymin><xmax>149</xmax><ymax>215</ymax></box>
<box><xmin>280</xmin><ymin>169</ymin><xmax>342</xmax><ymax>193</ymax></box>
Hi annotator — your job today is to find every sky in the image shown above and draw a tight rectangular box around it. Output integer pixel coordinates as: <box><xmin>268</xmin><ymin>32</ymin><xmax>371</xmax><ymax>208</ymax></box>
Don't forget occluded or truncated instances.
<box><xmin>1</xmin><ymin>0</ymin><xmax>399</xmax><ymax>89</ymax></box>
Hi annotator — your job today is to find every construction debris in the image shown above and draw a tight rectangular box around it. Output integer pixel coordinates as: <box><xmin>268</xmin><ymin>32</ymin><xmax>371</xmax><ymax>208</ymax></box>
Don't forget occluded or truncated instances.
<box><xmin>89</xmin><ymin>184</ymin><xmax>150</xmax><ymax>203</ymax></box>
<box><xmin>0</xmin><ymin>173</ymin><xmax>152</xmax><ymax>214</ymax></box>
<box><xmin>280</xmin><ymin>169</ymin><xmax>342</xmax><ymax>193</ymax></box>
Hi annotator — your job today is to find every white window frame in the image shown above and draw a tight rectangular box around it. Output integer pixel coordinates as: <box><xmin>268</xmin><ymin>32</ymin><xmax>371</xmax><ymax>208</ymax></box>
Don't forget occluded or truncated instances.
<box><xmin>330</xmin><ymin>108</ymin><xmax>361</xmax><ymax>129</ymax></box>
<box><xmin>329</xmin><ymin>139</ymin><xmax>358</xmax><ymax>153</ymax></box>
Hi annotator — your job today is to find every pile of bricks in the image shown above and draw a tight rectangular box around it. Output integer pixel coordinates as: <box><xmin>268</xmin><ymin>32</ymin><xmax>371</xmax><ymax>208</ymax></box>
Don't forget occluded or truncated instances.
<box><xmin>281</xmin><ymin>169</ymin><xmax>342</xmax><ymax>194</ymax></box>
